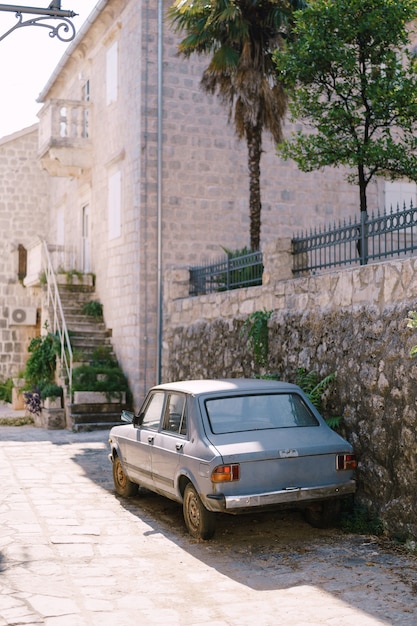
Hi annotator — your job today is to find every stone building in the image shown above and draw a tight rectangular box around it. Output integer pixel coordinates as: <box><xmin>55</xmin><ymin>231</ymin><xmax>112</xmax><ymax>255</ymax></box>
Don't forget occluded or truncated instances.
<box><xmin>0</xmin><ymin>126</ymin><xmax>49</xmax><ymax>381</ymax></box>
<box><xmin>1</xmin><ymin>0</ymin><xmax>415</xmax><ymax>407</ymax></box>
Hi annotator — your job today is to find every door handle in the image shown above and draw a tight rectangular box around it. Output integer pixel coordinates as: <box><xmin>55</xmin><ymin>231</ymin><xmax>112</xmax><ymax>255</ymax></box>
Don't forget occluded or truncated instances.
<box><xmin>148</xmin><ymin>436</ymin><xmax>154</xmax><ymax>444</ymax></box>
<box><xmin>176</xmin><ymin>443</ymin><xmax>183</xmax><ymax>451</ymax></box>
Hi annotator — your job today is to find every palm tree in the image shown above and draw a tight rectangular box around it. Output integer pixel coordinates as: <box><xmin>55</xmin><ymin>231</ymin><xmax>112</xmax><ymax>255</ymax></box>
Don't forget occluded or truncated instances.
<box><xmin>168</xmin><ymin>0</ymin><xmax>304</xmax><ymax>251</ymax></box>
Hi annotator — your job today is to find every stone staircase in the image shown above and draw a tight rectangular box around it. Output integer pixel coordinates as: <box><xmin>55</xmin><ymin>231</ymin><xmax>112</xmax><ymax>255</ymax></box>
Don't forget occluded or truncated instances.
<box><xmin>53</xmin><ymin>282</ymin><xmax>131</xmax><ymax>432</ymax></box>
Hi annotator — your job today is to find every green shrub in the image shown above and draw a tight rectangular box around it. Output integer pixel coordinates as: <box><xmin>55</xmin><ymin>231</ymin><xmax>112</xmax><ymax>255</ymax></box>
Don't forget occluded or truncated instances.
<box><xmin>81</xmin><ymin>300</ymin><xmax>103</xmax><ymax>319</ymax></box>
<box><xmin>241</xmin><ymin>309</ymin><xmax>273</xmax><ymax>368</ymax></box>
<box><xmin>24</xmin><ymin>333</ymin><xmax>59</xmax><ymax>390</ymax></box>
<box><xmin>296</xmin><ymin>367</ymin><xmax>342</xmax><ymax>429</ymax></box>
<box><xmin>72</xmin><ymin>365</ymin><xmax>129</xmax><ymax>393</ymax></box>
<box><xmin>90</xmin><ymin>345</ymin><xmax>117</xmax><ymax>367</ymax></box>
<box><xmin>0</xmin><ymin>378</ymin><xmax>13</xmax><ymax>403</ymax></box>
<box><xmin>40</xmin><ymin>383</ymin><xmax>63</xmax><ymax>400</ymax></box>
<box><xmin>340</xmin><ymin>502</ymin><xmax>384</xmax><ymax>536</ymax></box>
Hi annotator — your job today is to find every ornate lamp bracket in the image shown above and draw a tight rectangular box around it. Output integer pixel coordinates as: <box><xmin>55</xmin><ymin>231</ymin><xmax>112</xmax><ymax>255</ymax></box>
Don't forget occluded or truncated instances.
<box><xmin>0</xmin><ymin>1</ymin><xmax>77</xmax><ymax>42</ymax></box>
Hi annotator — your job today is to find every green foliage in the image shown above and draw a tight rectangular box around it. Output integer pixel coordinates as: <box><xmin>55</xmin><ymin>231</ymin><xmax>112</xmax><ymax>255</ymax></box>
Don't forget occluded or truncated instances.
<box><xmin>0</xmin><ymin>378</ymin><xmax>13</xmax><ymax>403</ymax></box>
<box><xmin>274</xmin><ymin>0</ymin><xmax>417</xmax><ymax>213</ymax></box>
<box><xmin>81</xmin><ymin>300</ymin><xmax>103</xmax><ymax>320</ymax></box>
<box><xmin>295</xmin><ymin>367</ymin><xmax>342</xmax><ymax>428</ymax></box>
<box><xmin>40</xmin><ymin>383</ymin><xmax>63</xmax><ymax>400</ymax></box>
<box><xmin>72</xmin><ymin>365</ymin><xmax>129</xmax><ymax>394</ymax></box>
<box><xmin>296</xmin><ymin>367</ymin><xmax>335</xmax><ymax>411</ymax></box>
<box><xmin>407</xmin><ymin>310</ymin><xmax>417</xmax><ymax>357</ymax></box>
<box><xmin>0</xmin><ymin>416</ymin><xmax>34</xmax><ymax>427</ymax></box>
<box><xmin>255</xmin><ymin>372</ymin><xmax>280</xmax><ymax>381</ymax></box>
<box><xmin>241</xmin><ymin>309</ymin><xmax>273</xmax><ymax>368</ymax></box>
<box><xmin>90</xmin><ymin>345</ymin><xmax>118</xmax><ymax>367</ymax></box>
<box><xmin>340</xmin><ymin>502</ymin><xmax>384</xmax><ymax>535</ymax></box>
<box><xmin>24</xmin><ymin>333</ymin><xmax>59</xmax><ymax>390</ymax></box>
<box><xmin>58</xmin><ymin>267</ymin><xmax>84</xmax><ymax>283</ymax></box>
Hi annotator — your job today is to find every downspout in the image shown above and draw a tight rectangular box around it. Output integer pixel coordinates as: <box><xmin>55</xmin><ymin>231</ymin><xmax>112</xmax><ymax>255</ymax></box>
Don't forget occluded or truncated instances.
<box><xmin>156</xmin><ymin>0</ymin><xmax>163</xmax><ymax>384</ymax></box>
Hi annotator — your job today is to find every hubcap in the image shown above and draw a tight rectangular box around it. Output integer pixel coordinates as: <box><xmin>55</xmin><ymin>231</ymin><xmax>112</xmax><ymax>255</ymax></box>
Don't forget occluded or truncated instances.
<box><xmin>188</xmin><ymin>493</ymin><xmax>200</xmax><ymax>529</ymax></box>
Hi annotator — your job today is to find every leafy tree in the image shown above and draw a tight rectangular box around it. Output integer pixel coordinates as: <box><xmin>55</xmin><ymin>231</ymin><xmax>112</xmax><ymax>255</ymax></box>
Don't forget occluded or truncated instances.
<box><xmin>274</xmin><ymin>0</ymin><xmax>417</xmax><ymax>216</ymax></box>
<box><xmin>168</xmin><ymin>0</ymin><xmax>304</xmax><ymax>251</ymax></box>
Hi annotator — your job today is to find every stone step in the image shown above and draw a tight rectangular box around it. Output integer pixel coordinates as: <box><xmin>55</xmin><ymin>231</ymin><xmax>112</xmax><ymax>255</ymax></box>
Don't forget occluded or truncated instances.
<box><xmin>65</xmin><ymin>317</ymin><xmax>106</xmax><ymax>327</ymax></box>
<box><xmin>71</xmin><ymin>336</ymin><xmax>112</xmax><ymax>348</ymax></box>
<box><xmin>50</xmin><ymin>281</ymin><xmax>131</xmax><ymax>433</ymax></box>
<box><xmin>69</xmin><ymin>330</ymin><xmax>110</xmax><ymax>340</ymax></box>
<box><xmin>71</xmin><ymin>421</ymin><xmax>121</xmax><ymax>432</ymax></box>
<box><xmin>58</xmin><ymin>291</ymin><xmax>93</xmax><ymax>301</ymax></box>
<box><xmin>70</xmin><ymin>402</ymin><xmax>127</xmax><ymax>414</ymax></box>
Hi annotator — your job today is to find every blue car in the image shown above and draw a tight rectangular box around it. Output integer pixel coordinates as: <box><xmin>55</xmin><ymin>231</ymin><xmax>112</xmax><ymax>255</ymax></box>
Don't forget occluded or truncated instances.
<box><xmin>108</xmin><ymin>379</ymin><xmax>356</xmax><ymax>539</ymax></box>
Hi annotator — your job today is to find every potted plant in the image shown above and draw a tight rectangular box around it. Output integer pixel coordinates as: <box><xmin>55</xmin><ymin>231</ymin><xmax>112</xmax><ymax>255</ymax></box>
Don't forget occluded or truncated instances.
<box><xmin>72</xmin><ymin>364</ymin><xmax>129</xmax><ymax>404</ymax></box>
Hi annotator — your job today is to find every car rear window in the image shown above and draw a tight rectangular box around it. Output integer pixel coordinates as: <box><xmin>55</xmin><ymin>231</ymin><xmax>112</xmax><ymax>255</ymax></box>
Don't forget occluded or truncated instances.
<box><xmin>205</xmin><ymin>393</ymin><xmax>319</xmax><ymax>434</ymax></box>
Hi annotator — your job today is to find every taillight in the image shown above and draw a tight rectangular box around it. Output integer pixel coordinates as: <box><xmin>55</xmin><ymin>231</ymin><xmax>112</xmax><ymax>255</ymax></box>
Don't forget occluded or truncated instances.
<box><xmin>336</xmin><ymin>453</ymin><xmax>357</xmax><ymax>471</ymax></box>
<box><xmin>211</xmin><ymin>464</ymin><xmax>240</xmax><ymax>483</ymax></box>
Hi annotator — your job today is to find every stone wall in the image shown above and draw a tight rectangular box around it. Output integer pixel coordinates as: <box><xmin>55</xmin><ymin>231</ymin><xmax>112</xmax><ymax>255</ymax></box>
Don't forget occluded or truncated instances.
<box><xmin>0</xmin><ymin>127</ymin><xmax>48</xmax><ymax>381</ymax></box>
<box><xmin>163</xmin><ymin>241</ymin><xmax>417</xmax><ymax>540</ymax></box>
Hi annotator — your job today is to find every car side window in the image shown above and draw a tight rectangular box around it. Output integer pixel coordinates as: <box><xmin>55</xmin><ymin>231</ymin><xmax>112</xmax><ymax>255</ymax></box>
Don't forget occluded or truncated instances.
<box><xmin>162</xmin><ymin>393</ymin><xmax>187</xmax><ymax>436</ymax></box>
<box><xmin>141</xmin><ymin>392</ymin><xmax>165</xmax><ymax>430</ymax></box>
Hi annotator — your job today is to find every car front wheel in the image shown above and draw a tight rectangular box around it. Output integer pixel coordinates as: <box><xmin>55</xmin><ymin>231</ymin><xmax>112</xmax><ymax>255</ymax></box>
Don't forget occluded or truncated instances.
<box><xmin>183</xmin><ymin>483</ymin><xmax>216</xmax><ymax>540</ymax></box>
<box><xmin>112</xmin><ymin>454</ymin><xmax>137</xmax><ymax>497</ymax></box>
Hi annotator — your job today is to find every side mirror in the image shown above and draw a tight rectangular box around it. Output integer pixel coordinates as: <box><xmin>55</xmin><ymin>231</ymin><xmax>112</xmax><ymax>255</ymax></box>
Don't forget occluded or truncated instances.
<box><xmin>133</xmin><ymin>413</ymin><xmax>144</xmax><ymax>427</ymax></box>
<box><xmin>121</xmin><ymin>410</ymin><xmax>134</xmax><ymax>423</ymax></box>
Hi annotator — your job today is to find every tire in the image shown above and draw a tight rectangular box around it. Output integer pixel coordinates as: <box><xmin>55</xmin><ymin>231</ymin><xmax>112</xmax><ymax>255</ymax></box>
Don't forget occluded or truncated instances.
<box><xmin>183</xmin><ymin>483</ymin><xmax>216</xmax><ymax>540</ymax></box>
<box><xmin>112</xmin><ymin>454</ymin><xmax>137</xmax><ymax>497</ymax></box>
<box><xmin>304</xmin><ymin>499</ymin><xmax>341</xmax><ymax>528</ymax></box>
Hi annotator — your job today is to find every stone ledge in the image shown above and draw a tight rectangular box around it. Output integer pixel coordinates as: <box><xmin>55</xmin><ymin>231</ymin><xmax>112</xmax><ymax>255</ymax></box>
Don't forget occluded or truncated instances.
<box><xmin>73</xmin><ymin>391</ymin><xmax>126</xmax><ymax>404</ymax></box>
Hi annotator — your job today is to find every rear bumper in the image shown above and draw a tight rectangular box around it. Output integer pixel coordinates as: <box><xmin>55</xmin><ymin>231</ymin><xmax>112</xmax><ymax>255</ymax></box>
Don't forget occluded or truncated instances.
<box><xmin>206</xmin><ymin>480</ymin><xmax>356</xmax><ymax>512</ymax></box>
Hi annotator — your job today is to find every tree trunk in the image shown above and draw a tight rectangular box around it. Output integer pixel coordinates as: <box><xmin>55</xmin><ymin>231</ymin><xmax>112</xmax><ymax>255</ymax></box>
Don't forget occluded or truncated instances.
<box><xmin>246</xmin><ymin>123</ymin><xmax>262</xmax><ymax>251</ymax></box>
<box><xmin>358</xmin><ymin>164</ymin><xmax>368</xmax><ymax>265</ymax></box>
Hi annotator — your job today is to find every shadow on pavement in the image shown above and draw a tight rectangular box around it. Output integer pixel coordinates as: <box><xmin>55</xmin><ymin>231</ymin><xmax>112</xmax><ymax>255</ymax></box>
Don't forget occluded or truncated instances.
<box><xmin>4</xmin><ymin>425</ymin><xmax>417</xmax><ymax>625</ymax></box>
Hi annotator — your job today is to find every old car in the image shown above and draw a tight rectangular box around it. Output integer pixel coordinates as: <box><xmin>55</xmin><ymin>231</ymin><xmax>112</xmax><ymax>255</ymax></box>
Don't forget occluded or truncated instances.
<box><xmin>108</xmin><ymin>379</ymin><xmax>356</xmax><ymax>539</ymax></box>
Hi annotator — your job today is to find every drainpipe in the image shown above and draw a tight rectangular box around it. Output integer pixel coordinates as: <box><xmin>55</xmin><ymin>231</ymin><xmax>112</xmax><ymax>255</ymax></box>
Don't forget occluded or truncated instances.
<box><xmin>156</xmin><ymin>0</ymin><xmax>163</xmax><ymax>384</ymax></box>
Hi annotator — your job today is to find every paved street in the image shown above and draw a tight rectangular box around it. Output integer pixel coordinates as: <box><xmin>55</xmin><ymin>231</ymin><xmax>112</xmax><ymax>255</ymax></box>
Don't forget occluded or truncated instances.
<box><xmin>1</xmin><ymin>423</ymin><xmax>417</xmax><ymax>626</ymax></box>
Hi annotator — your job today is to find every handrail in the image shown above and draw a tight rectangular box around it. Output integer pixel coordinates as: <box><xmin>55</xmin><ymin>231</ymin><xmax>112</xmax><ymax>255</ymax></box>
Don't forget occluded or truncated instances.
<box><xmin>41</xmin><ymin>240</ymin><xmax>73</xmax><ymax>399</ymax></box>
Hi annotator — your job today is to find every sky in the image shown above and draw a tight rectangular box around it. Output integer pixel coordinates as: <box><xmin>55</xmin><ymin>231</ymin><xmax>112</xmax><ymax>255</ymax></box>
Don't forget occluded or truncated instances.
<box><xmin>0</xmin><ymin>0</ymin><xmax>98</xmax><ymax>139</ymax></box>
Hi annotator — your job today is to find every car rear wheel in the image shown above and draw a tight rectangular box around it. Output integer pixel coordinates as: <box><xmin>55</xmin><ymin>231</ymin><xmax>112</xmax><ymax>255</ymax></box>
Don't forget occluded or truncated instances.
<box><xmin>112</xmin><ymin>454</ymin><xmax>137</xmax><ymax>497</ymax></box>
<box><xmin>304</xmin><ymin>499</ymin><xmax>341</xmax><ymax>528</ymax></box>
<box><xmin>183</xmin><ymin>483</ymin><xmax>216</xmax><ymax>540</ymax></box>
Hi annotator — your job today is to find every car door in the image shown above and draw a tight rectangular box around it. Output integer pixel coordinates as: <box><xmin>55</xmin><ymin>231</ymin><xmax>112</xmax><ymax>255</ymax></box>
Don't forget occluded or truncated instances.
<box><xmin>151</xmin><ymin>392</ymin><xmax>188</xmax><ymax>498</ymax></box>
<box><xmin>123</xmin><ymin>391</ymin><xmax>165</xmax><ymax>489</ymax></box>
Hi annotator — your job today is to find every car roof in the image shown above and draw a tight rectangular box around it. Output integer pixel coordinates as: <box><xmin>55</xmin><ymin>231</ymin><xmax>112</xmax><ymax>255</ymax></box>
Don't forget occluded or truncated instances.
<box><xmin>151</xmin><ymin>378</ymin><xmax>300</xmax><ymax>396</ymax></box>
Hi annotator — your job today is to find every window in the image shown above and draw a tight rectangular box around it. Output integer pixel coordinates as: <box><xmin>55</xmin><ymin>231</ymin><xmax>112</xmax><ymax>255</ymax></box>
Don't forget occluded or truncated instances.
<box><xmin>108</xmin><ymin>170</ymin><xmax>121</xmax><ymax>240</ymax></box>
<box><xmin>205</xmin><ymin>393</ymin><xmax>319</xmax><ymax>434</ymax></box>
<box><xmin>141</xmin><ymin>392</ymin><xmax>165</xmax><ymax>430</ymax></box>
<box><xmin>162</xmin><ymin>393</ymin><xmax>187</xmax><ymax>435</ymax></box>
<box><xmin>106</xmin><ymin>42</ymin><xmax>118</xmax><ymax>105</ymax></box>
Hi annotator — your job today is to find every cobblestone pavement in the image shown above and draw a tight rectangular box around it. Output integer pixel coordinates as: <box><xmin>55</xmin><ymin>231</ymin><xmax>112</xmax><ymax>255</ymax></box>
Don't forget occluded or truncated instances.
<box><xmin>0</xmin><ymin>424</ymin><xmax>416</xmax><ymax>626</ymax></box>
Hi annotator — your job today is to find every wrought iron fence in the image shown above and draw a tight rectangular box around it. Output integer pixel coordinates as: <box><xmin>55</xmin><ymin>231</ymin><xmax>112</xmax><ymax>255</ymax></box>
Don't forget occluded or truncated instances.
<box><xmin>189</xmin><ymin>250</ymin><xmax>263</xmax><ymax>296</ymax></box>
<box><xmin>292</xmin><ymin>203</ymin><xmax>417</xmax><ymax>276</ymax></box>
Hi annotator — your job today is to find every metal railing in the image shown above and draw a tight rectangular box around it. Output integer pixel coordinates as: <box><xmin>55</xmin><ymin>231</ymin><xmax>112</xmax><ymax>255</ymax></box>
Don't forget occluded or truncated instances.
<box><xmin>189</xmin><ymin>250</ymin><xmax>263</xmax><ymax>296</ymax></box>
<box><xmin>292</xmin><ymin>203</ymin><xmax>417</xmax><ymax>275</ymax></box>
<box><xmin>42</xmin><ymin>240</ymin><xmax>73</xmax><ymax>398</ymax></box>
